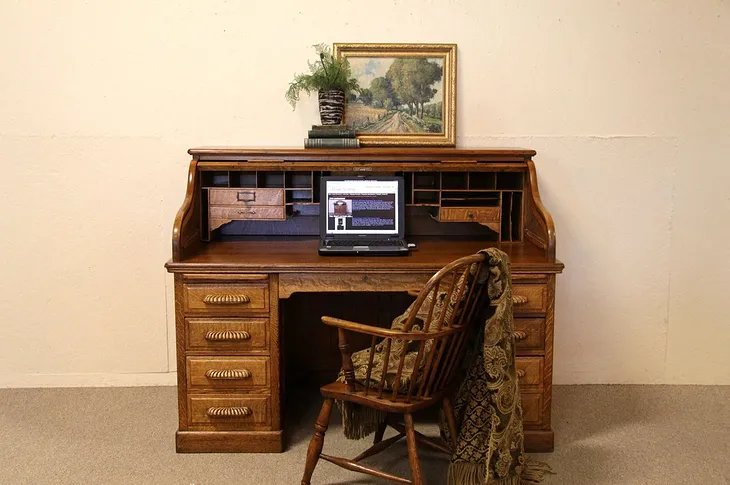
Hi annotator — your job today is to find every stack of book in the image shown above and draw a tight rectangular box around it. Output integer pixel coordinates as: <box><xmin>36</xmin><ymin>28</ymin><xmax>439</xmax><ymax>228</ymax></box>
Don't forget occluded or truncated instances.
<box><xmin>304</xmin><ymin>124</ymin><xmax>359</xmax><ymax>149</ymax></box>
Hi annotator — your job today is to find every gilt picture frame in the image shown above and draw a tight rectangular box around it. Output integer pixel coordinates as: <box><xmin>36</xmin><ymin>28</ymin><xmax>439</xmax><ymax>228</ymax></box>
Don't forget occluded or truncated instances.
<box><xmin>334</xmin><ymin>43</ymin><xmax>457</xmax><ymax>147</ymax></box>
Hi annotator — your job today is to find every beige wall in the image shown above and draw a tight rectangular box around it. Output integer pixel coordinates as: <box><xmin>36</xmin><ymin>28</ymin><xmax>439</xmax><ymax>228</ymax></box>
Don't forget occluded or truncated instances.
<box><xmin>1</xmin><ymin>1</ymin><xmax>728</xmax><ymax>387</ymax></box>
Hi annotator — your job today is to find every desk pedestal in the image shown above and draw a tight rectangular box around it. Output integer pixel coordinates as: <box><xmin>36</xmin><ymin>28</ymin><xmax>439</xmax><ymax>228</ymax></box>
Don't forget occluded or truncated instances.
<box><xmin>172</xmin><ymin>264</ymin><xmax>558</xmax><ymax>453</ymax></box>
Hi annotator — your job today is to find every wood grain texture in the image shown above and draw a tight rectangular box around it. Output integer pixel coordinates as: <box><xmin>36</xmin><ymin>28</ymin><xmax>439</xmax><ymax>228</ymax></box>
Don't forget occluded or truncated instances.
<box><xmin>301</xmin><ymin>398</ymin><xmax>333</xmax><ymax>485</ymax></box>
<box><xmin>186</xmin><ymin>318</ymin><xmax>268</xmax><ymax>352</ymax></box>
<box><xmin>513</xmin><ymin>318</ymin><xmax>546</xmax><ymax>352</ymax></box>
<box><xmin>279</xmin><ymin>272</ymin><xmax>433</xmax><ymax>299</ymax></box>
<box><xmin>174</xmin><ymin>274</ymin><xmax>188</xmax><ymax>430</ymax></box>
<box><xmin>183</xmin><ymin>281</ymin><xmax>269</xmax><ymax>315</ymax></box>
<box><xmin>186</xmin><ymin>356</ymin><xmax>269</xmax><ymax>389</ymax></box>
<box><xmin>524</xmin><ymin>159</ymin><xmax>557</xmax><ymax>260</ymax></box>
<box><xmin>210</xmin><ymin>206</ymin><xmax>285</xmax><ymax>220</ymax></box>
<box><xmin>189</xmin><ymin>147</ymin><xmax>537</xmax><ymax>160</ymax></box>
<box><xmin>520</xmin><ymin>392</ymin><xmax>544</xmax><ymax>427</ymax></box>
<box><xmin>166</xmin><ymin>238</ymin><xmax>564</xmax><ymax>274</ymax></box>
<box><xmin>188</xmin><ymin>394</ymin><xmax>270</xmax><ymax>429</ymax></box>
<box><xmin>542</xmin><ymin>274</ymin><xmax>557</xmax><ymax>433</ymax></box>
<box><xmin>439</xmin><ymin>207</ymin><xmax>501</xmax><ymax>223</ymax></box>
<box><xmin>512</xmin><ymin>283</ymin><xmax>548</xmax><ymax>314</ymax></box>
<box><xmin>404</xmin><ymin>413</ymin><xmax>423</xmax><ymax>485</ymax></box>
<box><xmin>515</xmin><ymin>357</ymin><xmax>544</xmax><ymax>389</ymax></box>
<box><xmin>208</xmin><ymin>188</ymin><xmax>284</xmax><ymax>206</ymax></box>
<box><xmin>524</xmin><ymin>430</ymin><xmax>555</xmax><ymax>453</ymax></box>
<box><xmin>176</xmin><ymin>430</ymin><xmax>283</xmax><ymax>453</ymax></box>
<box><xmin>172</xmin><ymin>158</ymin><xmax>202</xmax><ymax>261</ymax></box>
<box><xmin>268</xmin><ymin>274</ymin><xmax>282</xmax><ymax>430</ymax></box>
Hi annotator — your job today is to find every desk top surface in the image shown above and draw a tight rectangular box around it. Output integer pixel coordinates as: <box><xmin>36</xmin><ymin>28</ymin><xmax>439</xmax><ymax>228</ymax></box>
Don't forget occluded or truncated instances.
<box><xmin>166</xmin><ymin>238</ymin><xmax>563</xmax><ymax>274</ymax></box>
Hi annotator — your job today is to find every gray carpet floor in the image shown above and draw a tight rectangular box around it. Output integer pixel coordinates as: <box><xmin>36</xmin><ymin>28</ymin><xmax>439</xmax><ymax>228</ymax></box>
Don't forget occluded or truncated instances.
<box><xmin>0</xmin><ymin>385</ymin><xmax>728</xmax><ymax>484</ymax></box>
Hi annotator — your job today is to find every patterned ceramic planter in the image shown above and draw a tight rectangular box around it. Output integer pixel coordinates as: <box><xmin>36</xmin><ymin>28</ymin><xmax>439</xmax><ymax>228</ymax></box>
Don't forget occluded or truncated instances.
<box><xmin>318</xmin><ymin>89</ymin><xmax>346</xmax><ymax>125</ymax></box>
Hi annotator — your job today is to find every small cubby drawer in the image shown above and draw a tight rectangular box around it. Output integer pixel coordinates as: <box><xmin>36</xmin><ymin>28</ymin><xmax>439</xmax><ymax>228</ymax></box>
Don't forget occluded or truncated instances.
<box><xmin>208</xmin><ymin>188</ymin><xmax>284</xmax><ymax>206</ymax></box>
<box><xmin>186</xmin><ymin>318</ymin><xmax>269</xmax><ymax>352</ymax></box>
<box><xmin>188</xmin><ymin>394</ymin><xmax>271</xmax><ymax>428</ymax></box>
<box><xmin>439</xmin><ymin>207</ymin><xmax>500</xmax><ymax>223</ymax></box>
<box><xmin>187</xmin><ymin>356</ymin><xmax>270</xmax><ymax>390</ymax></box>
<box><xmin>209</xmin><ymin>206</ymin><xmax>285</xmax><ymax>221</ymax></box>
<box><xmin>183</xmin><ymin>275</ymin><xmax>269</xmax><ymax>315</ymax></box>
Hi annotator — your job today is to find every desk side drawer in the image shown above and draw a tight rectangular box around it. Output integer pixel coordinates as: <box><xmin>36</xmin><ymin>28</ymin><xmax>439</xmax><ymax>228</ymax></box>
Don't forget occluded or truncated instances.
<box><xmin>187</xmin><ymin>356</ymin><xmax>270</xmax><ymax>390</ymax></box>
<box><xmin>516</xmin><ymin>356</ymin><xmax>543</xmax><ymax>389</ymax></box>
<box><xmin>514</xmin><ymin>318</ymin><xmax>545</xmax><ymax>352</ymax></box>
<box><xmin>209</xmin><ymin>188</ymin><xmax>284</xmax><ymax>206</ymax></box>
<box><xmin>520</xmin><ymin>391</ymin><xmax>544</xmax><ymax>427</ymax></box>
<box><xmin>188</xmin><ymin>394</ymin><xmax>271</xmax><ymax>430</ymax></box>
<box><xmin>512</xmin><ymin>283</ymin><xmax>548</xmax><ymax>314</ymax></box>
<box><xmin>186</xmin><ymin>318</ymin><xmax>268</xmax><ymax>352</ymax></box>
<box><xmin>183</xmin><ymin>280</ymin><xmax>269</xmax><ymax>315</ymax></box>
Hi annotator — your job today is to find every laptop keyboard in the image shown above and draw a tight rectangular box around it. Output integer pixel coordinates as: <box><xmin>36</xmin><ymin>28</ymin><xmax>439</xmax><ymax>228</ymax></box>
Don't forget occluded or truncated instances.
<box><xmin>324</xmin><ymin>239</ymin><xmax>402</xmax><ymax>247</ymax></box>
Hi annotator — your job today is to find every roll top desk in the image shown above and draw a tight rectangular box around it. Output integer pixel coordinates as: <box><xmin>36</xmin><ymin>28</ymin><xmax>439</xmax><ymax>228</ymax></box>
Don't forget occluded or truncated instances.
<box><xmin>165</xmin><ymin>148</ymin><xmax>564</xmax><ymax>453</ymax></box>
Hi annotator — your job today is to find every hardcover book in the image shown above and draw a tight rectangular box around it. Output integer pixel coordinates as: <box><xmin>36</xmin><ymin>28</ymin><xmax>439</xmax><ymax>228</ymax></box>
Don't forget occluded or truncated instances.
<box><xmin>307</xmin><ymin>128</ymin><xmax>357</xmax><ymax>139</ymax></box>
<box><xmin>304</xmin><ymin>137</ymin><xmax>360</xmax><ymax>149</ymax></box>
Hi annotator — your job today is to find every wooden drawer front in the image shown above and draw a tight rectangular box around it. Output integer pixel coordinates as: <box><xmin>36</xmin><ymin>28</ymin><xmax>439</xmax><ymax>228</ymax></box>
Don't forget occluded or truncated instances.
<box><xmin>279</xmin><ymin>272</ymin><xmax>434</xmax><ymax>299</ymax></box>
<box><xmin>187</xmin><ymin>357</ymin><xmax>270</xmax><ymax>390</ymax></box>
<box><xmin>188</xmin><ymin>394</ymin><xmax>270</xmax><ymax>429</ymax></box>
<box><xmin>440</xmin><ymin>207</ymin><xmax>500</xmax><ymax>223</ymax></box>
<box><xmin>186</xmin><ymin>318</ymin><xmax>268</xmax><ymax>352</ymax></box>
<box><xmin>184</xmin><ymin>281</ymin><xmax>269</xmax><ymax>315</ymax></box>
<box><xmin>516</xmin><ymin>357</ymin><xmax>543</xmax><ymax>389</ymax></box>
<box><xmin>514</xmin><ymin>318</ymin><xmax>545</xmax><ymax>352</ymax></box>
<box><xmin>520</xmin><ymin>392</ymin><xmax>544</xmax><ymax>427</ymax></box>
<box><xmin>209</xmin><ymin>206</ymin><xmax>285</xmax><ymax>221</ymax></box>
<box><xmin>512</xmin><ymin>283</ymin><xmax>547</xmax><ymax>314</ymax></box>
<box><xmin>209</xmin><ymin>188</ymin><xmax>284</xmax><ymax>206</ymax></box>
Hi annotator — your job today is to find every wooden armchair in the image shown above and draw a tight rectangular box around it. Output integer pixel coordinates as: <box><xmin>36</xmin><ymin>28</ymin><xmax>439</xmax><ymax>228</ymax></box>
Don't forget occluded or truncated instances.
<box><xmin>301</xmin><ymin>253</ymin><xmax>489</xmax><ymax>485</ymax></box>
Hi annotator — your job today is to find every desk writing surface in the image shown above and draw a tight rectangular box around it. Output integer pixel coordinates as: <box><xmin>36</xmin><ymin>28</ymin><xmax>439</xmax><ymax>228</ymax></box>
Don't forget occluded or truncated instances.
<box><xmin>166</xmin><ymin>238</ymin><xmax>563</xmax><ymax>274</ymax></box>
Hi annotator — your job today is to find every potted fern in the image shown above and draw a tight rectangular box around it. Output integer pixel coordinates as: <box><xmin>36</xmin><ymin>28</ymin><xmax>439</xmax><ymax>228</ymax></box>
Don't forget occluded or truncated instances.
<box><xmin>286</xmin><ymin>44</ymin><xmax>360</xmax><ymax>125</ymax></box>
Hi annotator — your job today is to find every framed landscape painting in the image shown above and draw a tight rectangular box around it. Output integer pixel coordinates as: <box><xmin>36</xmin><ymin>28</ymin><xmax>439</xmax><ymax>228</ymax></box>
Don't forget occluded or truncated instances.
<box><xmin>334</xmin><ymin>43</ymin><xmax>457</xmax><ymax>147</ymax></box>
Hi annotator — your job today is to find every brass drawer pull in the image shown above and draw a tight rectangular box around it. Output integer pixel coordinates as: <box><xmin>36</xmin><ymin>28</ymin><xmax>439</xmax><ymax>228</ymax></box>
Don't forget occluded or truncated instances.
<box><xmin>203</xmin><ymin>294</ymin><xmax>251</xmax><ymax>305</ymax></box>
<box><xmin>513</xmin><ymin>330</ymin><xmax>528</xmax><ymax>341</ymax></box>
<box><xmin>206</xmin><ymin>406</ymin><xmax>252</xmax><ymax>418</ymax></box>
<box><xmin>237</xmin><ymin>191</ymin><xmax>256</xmax><ymax>202</ymax></box>
<box><xmin>238</xmin><ymin>209</ymin><xmax>256</xmax><ymax>215</ymax></box>
<box><xmin>517</xmin><ymin>369</ymin><xmax>526</xmax><ymax>378</ymax></box>
<box><xmin>205</xmin><ymin>369</ymin><xmax>252</xmax><ymax>380</ymax></box>
<box><xmin>513</xmin><ymin>295</ymin><xmax>529</xmax><ymax>306</ymax></box>
<box><xmin>204</xmin><ymin>330</ymin><xmax>251</xmax><ymax>342</ymax></box>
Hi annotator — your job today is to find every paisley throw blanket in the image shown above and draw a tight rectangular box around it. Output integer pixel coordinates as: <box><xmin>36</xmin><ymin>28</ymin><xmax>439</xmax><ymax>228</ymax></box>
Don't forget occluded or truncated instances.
<box><xmin>338</xmin><ymin>248</ymin><xmax>551</xmax><ymax>484</ymax></box>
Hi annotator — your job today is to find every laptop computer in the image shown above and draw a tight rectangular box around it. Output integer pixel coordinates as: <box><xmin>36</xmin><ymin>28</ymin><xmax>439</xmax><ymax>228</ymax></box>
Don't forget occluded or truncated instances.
<box><xmin>319</xmin><ymin>176</ymin><xmax>409</xmax><ymax>255</ymax></box>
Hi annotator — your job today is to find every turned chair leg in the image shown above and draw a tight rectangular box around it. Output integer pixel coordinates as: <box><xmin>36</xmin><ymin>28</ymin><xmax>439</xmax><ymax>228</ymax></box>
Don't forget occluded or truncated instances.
<box><xmin>301</xmin><ymin>398</ymin><xmax>334</xmax><ymax>485</ymax></box>
<box><xmin>442</xmin><ymin>396</ymin><xmax>458</xmax><ymax>449</ymax></box>
<box><xmin>404</xmin><ymin>413</ymin><xmax>424</xmax><ymax>485</ymax></box>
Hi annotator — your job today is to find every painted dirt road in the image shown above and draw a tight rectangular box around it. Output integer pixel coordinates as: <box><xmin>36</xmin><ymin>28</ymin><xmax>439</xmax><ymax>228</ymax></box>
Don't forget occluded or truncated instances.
<box><xmin>360</xmin><ymin>112</ymin><xmax>421</xmax><ymax>133</ymax></box>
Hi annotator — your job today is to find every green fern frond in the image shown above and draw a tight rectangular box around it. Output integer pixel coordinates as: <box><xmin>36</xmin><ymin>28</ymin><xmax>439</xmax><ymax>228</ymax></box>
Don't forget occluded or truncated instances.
<box><xmin>285</xmin><ymin>44</ymin><xmax>361</xmax><ymax>110</ymax></box>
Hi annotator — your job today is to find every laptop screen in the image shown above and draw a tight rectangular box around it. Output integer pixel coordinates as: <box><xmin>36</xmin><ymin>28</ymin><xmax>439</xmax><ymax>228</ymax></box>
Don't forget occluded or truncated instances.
<box><xmin>322</xmin><ymin>177</ymin><xmax>401</xmax><ymax>236</ymax></box>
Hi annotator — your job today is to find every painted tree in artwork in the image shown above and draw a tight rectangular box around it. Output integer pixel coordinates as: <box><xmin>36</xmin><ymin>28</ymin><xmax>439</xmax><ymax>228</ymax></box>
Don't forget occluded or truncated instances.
<box><xmin>386</xmin><ymin>58</ymin><xmax>442</xmax><ymax>118</ymax></box>
<box><xmin>369</xmin><ymin>77</ymin><xmax>398</xmax><ymax>109</ymax></box>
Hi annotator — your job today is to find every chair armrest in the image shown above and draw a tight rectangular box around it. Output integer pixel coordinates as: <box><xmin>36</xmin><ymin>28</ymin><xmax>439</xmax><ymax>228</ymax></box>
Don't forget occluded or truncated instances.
<box><xmin>321</xmin><ymin>316</ymin><xmax>453</xmax><ymax>340</ymax></box>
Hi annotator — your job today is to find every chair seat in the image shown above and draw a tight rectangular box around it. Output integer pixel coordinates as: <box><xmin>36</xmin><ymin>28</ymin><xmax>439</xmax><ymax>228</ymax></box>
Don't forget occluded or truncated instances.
<box><xmin>320</xmin><ymin>381</ymin><xmax>445</xmax><ymax>414</ymax></box>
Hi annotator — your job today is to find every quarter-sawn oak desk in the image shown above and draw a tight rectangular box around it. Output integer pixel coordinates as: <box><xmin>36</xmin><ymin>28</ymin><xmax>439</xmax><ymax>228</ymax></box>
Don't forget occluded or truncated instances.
<box><xmin>165</xmin><ymin>147</ymin><xmax>564</xmax><ymax>453</ymax></box>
